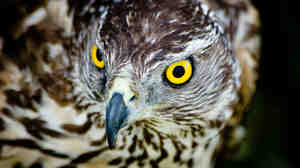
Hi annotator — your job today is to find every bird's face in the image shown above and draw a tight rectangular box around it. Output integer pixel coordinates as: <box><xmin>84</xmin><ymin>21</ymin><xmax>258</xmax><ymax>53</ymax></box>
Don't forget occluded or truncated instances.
<box><xmin>78</xmin><ymin>1</ymin><xmax>241</xmax><ymax>148</ymax></box>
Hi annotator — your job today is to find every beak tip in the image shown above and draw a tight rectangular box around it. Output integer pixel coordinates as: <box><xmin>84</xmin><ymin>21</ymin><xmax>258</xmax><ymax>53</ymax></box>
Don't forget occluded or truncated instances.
<box><xmin>108</xmin><ymin>141</ymin><xmax>116</xmax><ymax>149</ymax></box>
<box><xmin>106</xmin><ymin>133</ymin><xmax>116</xmax><ymax>149</ymax></box>
<box><xmin>106</xmin><ymin>127</ymin><xmax>117</xmax><ymax>149</ymax></box>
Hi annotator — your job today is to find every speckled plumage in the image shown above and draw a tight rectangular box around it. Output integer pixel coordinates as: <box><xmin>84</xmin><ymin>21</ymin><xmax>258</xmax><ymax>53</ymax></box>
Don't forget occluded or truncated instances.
<box><xmin>0</xmin><ymin>0</ymin><xmax>260</xmax><ymax>168</ymax></box>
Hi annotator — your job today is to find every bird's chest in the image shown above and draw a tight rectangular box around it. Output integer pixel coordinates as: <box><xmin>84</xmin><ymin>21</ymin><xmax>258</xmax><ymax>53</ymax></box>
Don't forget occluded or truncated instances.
<box><xmin>78</xmin><ymin>127</ymin><xmax>218</xmax><ymax>168</ymax></box>
<box><xmin>0</xmin><ymin>82</ymin><xmax>217</xmax><ymax>168</ymax></box>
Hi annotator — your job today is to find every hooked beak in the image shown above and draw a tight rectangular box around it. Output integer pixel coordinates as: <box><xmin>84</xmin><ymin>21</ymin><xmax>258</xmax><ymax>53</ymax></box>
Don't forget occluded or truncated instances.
<box><xmin>106</xmin><ymin>92</ymin><xmax>130</xmax><ymax>149</ymax></box>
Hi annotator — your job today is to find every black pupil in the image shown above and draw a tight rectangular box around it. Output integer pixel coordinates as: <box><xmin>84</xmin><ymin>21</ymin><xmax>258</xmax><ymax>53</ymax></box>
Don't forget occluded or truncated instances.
<box><xmin>173</xmin><ymin>66</ymin><xmax>185</xmax><ymax>78</ymax></box>
<box><xmin>96</xmin><ymin>48</ymin><xmax>103</xmax><ymax>61</ymax></box>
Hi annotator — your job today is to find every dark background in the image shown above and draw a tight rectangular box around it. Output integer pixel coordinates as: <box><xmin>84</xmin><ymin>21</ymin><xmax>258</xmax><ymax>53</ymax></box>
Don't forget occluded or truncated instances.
<box><xmin>0</xmin><ymin>0</ymin><xmax>293</xmax><ymax>168</ymax></box>
<box><xmin>218</xmin><ymin>0</ymin><xmax>292</xmax><ymax>168</ymax></box>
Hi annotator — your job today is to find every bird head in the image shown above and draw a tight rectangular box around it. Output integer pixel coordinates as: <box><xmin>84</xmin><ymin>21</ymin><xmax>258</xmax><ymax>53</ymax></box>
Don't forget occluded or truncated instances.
<box><xmin>77</xmin><ymin>0</ymin><xmax>241</xmax><ymax>149</ymax></box>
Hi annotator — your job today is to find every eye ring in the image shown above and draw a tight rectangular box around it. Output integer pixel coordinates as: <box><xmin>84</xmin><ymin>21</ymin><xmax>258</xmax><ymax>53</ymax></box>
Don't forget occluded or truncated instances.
<box><xmin>165</xmin><ymin>60</ymin><xmax>192</xmax><ymax>85</ymax></box>
<box><xmin>91</xmin><ymin>45</ymin><xmax>105</xmax><ymax>69</ymax></box>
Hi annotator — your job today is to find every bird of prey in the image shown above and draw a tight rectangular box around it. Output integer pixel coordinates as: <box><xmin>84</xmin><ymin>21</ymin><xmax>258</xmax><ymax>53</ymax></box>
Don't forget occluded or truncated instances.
<box><xmin>0</xmin><ymin>0</ymin><xmax>260</xmax><ymax>167</ymax></box>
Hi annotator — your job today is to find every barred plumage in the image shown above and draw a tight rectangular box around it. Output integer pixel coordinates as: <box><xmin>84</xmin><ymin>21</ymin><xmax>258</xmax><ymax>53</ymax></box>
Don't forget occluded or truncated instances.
<box><xmin>0</xmin><ymin>0</ymin><xmax>260</xmax><ymax>168</ymax></box>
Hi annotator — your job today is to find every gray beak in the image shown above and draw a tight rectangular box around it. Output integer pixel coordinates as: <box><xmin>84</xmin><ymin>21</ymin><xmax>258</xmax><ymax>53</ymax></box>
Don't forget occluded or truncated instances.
<box><xmin>106</xmin><ymin>92</ymin><xmax>129</xmax><ymax>149</ymax></box>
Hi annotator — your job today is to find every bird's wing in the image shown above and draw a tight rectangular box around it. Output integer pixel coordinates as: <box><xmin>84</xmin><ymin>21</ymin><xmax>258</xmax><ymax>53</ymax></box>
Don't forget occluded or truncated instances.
<box><xmin>0</xmin><ymin>1</ymin><xmax>78</xmax><ymax>167</ymax></box>
<box><xmin>0</xmin><ymin>0</ymin><xmax>74</xmax><ymax>106</ymax></box>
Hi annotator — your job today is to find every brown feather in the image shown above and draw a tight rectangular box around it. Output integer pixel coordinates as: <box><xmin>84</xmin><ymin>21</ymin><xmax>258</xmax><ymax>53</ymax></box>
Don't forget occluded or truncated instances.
<box><xmin>213</xmin><ymin>0</ymin><xmax>261</xmax><ymax>159</ymax></box>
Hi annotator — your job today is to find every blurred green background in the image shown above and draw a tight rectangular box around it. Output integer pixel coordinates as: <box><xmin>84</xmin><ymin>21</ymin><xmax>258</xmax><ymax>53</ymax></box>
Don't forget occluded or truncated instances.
<box><xmin>0</xmin><ymin>0</ymin><xmax>293</xmax><ymax>168</ymax></box>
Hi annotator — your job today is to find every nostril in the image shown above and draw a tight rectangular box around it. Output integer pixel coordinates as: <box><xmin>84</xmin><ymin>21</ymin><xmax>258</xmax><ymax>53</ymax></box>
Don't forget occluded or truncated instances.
<box><xmin>129</xmin><ymin>95</ymin><xmax>136</xmax><ymax>102</ymax></box>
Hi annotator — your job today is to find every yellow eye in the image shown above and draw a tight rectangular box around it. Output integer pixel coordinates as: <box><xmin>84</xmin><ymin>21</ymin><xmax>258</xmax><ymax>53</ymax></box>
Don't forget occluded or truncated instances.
<box><xmin>165</xmin><ymin>60</ymin><xmax>192</xmax><ymax>85</ymax></box>
<box><xmin>91</xmin><ymin>45</ymin><xmax>105</xmax><ymax>69</ymax></box>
